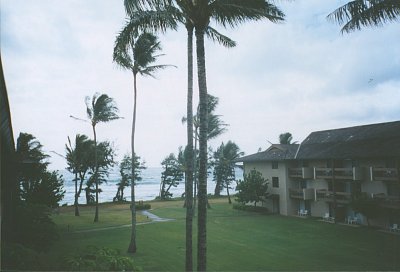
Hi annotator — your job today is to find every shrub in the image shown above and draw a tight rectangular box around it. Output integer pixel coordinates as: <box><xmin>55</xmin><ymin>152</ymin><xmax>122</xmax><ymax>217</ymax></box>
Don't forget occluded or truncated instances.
<box><xmin>65</xmin><ymin>246</ymin><xmax>140</xmax><ymax>271</ymax></box>
<box><xmin>233</xmin><ymin>203</ymin><xmax>269</xmax><ymax>214</ymax></box>
<box><xmin>2</xmin><ymin>243</ymin><xmax>45</xmax><ymax>271</ymax></box>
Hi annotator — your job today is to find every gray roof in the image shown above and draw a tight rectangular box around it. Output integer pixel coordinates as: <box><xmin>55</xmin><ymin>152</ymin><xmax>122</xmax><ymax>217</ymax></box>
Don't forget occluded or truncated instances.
<box><xmin>236</xmin><ymin>144</ymin><xmax>299</xmax><ymax>162</ymax></box>
<box><xmin>296</xmin><ymin>121</ymin><xmax>400</xmax><ymax>159</ymax></box>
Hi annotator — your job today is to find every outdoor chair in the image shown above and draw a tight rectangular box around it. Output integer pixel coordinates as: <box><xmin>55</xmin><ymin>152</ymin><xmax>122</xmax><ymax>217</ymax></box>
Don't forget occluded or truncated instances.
<box><xmin>389</xmin><ymin>224</ymin><xmax>399</xmax><ymax>232</ymax></box>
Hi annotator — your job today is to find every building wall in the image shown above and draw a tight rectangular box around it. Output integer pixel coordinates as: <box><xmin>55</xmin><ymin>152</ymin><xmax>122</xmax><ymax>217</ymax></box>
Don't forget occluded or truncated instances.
<box><xmin>243</xmin><ymin>157</ymin><xmax>399</xmax><ymax>227</ymax></box>
<box><xmin>243</xmin><ymin>161</ymin><xmax>290</xmax><ymax>215</ymax></box>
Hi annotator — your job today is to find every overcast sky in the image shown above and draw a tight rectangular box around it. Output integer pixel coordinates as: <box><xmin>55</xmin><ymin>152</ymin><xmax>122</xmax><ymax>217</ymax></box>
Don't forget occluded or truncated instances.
<box><xmin>2</xmin><ymin>0</ymin><xmax>399</xmax><ymax>170</ymax></box>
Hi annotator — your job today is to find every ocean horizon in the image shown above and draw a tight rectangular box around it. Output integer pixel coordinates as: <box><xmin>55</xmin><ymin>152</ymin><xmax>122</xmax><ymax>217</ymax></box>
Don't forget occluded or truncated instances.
<box><xmin>59</xmin><ymin>167</ymin><xmax>243</xmax><ymax>206</ymax></box>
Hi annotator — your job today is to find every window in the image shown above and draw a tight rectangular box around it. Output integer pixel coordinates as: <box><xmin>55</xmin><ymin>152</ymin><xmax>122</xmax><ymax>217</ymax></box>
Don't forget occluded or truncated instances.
<box><xmin>272</xmin><ymin>177</ymin><xmax>279</xmax><ymax>188</ymax></box>
<box><xmin>272</xmin><ymin>161</ymin><xmax>278</xmax><ymax>169</ymax></box>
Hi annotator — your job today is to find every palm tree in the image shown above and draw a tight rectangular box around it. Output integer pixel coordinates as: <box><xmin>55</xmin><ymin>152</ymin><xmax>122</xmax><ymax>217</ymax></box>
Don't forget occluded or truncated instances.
<box><xmin>122</xmin><ymin>1</ymin><xmax>282</xmax><ymax>269</ymax></box>
<box><xmin>188</xmin><ymin>2</ymin><xmax>284</xmax><ymax>270</ymax></box>
<box><xmin>328</xmin><ymin>0</ymin><xmax>400</xmax><ymax>33</ymax></box>
<box><xmin>113</xmin><ymin>31</ymin><xmax>173</xmax><ymax>254</ymax></box>
<box><xmin>213</xmin><ymin>141</ymin><xmax>244</xmax><ymax>203</ymax></box>
<box><xmin>85</xmin><ymin>93</ymin><xmax>120</xmax><ymax>222</ymax></box>
<box><xmin>122</xmin><ymin>2</ymin><xmax>235</xmax><ymax>268</ymax></box>
<box><xmin>279</xmin><ymin>132</ymin><xmax>293</xmax><ymax>144</ymax></box>
<box><xmin>65</xmin><ymin>134</ymin><xmax>93</xmax><ymax>216</ymax></box>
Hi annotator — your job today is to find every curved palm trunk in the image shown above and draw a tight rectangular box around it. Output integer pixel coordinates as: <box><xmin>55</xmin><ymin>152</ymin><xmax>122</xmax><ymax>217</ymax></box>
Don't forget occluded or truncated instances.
<box><xmin>185</xmin><ymin>24</ymin><xmax>194</xmax><ymax>272</ymax></box>
<box><xmin>226</xmin><ymin>185</ymin><xmax>232</xmax><ymax>204</ymax></box>
<box><xmin>93</xmin><ymin>125</ymin><xmax>99</xmax><ymax>222</ymax></box>
<box><xmin>195</xmin><ymin>27</ymin><xmax>208</xmax><ymax>272</ymax></box>
<box><xmin>128</xmin><ymin>72</ymin><xmax>138</xmax><ymax>254</ymax></box>
<box><xmin>74</xmin><ymin>172</ymin><xmax>80</xmax><ymax>216</ymax></box>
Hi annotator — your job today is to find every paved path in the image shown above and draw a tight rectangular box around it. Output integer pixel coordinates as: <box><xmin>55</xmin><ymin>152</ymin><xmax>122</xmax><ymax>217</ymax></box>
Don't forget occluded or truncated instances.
<box><xmin>71</xmin><ymin>210</ymin><xmax>174</xmax><ymax>234</ymax></box>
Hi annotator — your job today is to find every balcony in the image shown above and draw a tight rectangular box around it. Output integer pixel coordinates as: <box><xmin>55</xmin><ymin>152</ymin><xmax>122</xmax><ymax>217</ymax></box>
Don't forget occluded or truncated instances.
<box><xmin>314</xmin><ymin>167</ymin><xmax>363</xmax><ymax>181</ymax></box>
<box><xmin>372</xmin><ymin>193</ymin><xmax>400</xmax><ymax>209</ymax></box>
<box><xmin>289</xmin><ymin>188</ymin><xmax>315</xmax><ymax>200</ymax></box>
<box><xmin>370</xmin><ymin>167</ymin><xmax>399</xmax><ymax>182</ymax></box>
<box><xmin>288</xmin><ymin>167</ymin><xmax>313</xmax><ymax>179</ymax></box>
<box><xmin>316</xmin><ymin>189</ymin><xmax>352</xmax><ymax>204</ymax></box>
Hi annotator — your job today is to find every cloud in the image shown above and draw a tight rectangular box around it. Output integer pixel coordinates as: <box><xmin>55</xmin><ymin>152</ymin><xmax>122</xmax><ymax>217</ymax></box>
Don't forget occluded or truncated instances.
<box><xmin>1</xmin><ymin>0</ymin><xmax>399</xmax><ymax>170</ymax></box>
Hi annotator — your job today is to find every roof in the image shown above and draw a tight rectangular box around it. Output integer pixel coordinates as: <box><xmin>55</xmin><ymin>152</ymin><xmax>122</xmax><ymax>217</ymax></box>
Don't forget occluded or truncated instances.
<box><xmin>236</xmin><ymin>144</ymin><xmax>299</xmax><ymax>163</ymax></box>
<box><xmin>1</xmin><ymin>55</ymin><xmax>15</xmax><ymax>155</ymax></box>
<box><xmin>296</xmin><ymin>121</ymin><xmax>400</xmax><ymax>159</ymax></box>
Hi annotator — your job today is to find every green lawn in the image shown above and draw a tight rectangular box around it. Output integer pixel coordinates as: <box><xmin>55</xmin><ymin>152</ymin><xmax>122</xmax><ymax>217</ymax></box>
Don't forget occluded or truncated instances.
<box><xmin>46</xmin><ymin>198</ymin><xmax>400</xmax><ymax>271</ymax></box>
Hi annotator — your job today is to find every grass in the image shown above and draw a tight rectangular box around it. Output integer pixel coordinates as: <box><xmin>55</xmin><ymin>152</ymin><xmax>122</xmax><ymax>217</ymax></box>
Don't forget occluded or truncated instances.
<box><xmin>52</xmin><ymin>202</ymin><xmax>150</xmax><ymax>232</ymax></box>
<box><xmin>45</xmin><ymin>198</ymin><xmax>400</xmax><ymax>271</ymax></box>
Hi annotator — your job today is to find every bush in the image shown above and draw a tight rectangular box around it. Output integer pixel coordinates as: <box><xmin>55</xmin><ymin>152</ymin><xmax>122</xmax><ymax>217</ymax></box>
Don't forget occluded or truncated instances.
<box><xmin>233</xmin><ymin>203</ymin><xmax>269</xmax><ymax>214</ymax></box>
<box><xmin>65</xmin><ymin>246</ymin><xmax>140</xmax><ymax>271</ymax></box>
<box><xmin>14</xmin><ymin>202</ymin><xmax>59</xmax><ymax>251</ymax></box>
<box><xmin>2</xmin><ymin>243</ymin><xmax>45</xmax><ymax>271</ymax></box>
<box><xmin>132</xmin><ymin>201</ymin><xmax>151</xmax><ymax>211</ymax></box>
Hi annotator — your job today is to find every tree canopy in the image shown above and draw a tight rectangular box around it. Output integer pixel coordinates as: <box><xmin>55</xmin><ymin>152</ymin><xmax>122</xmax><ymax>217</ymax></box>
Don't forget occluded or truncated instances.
<box><xmin>328</xmin><ymin>0</ymin><xmax>400</xmax><ymax>33</ymax></box>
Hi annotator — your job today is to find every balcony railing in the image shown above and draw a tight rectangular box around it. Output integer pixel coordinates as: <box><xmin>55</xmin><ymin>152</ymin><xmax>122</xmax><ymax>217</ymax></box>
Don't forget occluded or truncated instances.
<box><xmin>289</xmin><ymin>188</ymin><xmax>315</xmax><ymax>200</ymax></box>
<box><xmin>371</xmin><ymin>193</ymin><xmax>400</xmax><ymax>209</ymax></box>
<box><xmin>316</xmin><ymin>189</ymin><xmax>352</xmax><ymax>204</ymax></box>
<box><xmin>370</xmin><ymin>167</ymin><xmax>399</xmax><ymax>182</ymax></box>
<box><xmin>314</xmin><ymin>167</ymin><xmax>363</xmax><ymax>181</ymax></box>
<box><xmin>288</xmin><ymin>167</ymin><xmax>313</xmax><ymax>179</ymax></box>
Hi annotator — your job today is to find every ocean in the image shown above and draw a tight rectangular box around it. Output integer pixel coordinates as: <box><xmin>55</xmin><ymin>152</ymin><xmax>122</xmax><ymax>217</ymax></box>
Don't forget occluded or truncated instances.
<box><xmin>60</xmin><ymin>167</ymin><xmax>243</xmax><ymax>205</ymax></box>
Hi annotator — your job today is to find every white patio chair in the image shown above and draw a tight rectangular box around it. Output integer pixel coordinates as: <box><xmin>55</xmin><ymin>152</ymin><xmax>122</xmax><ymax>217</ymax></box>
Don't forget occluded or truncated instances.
<box><xmin>390</xmin><ymin>224</ymin><xmax>399</xmax><ymax>232</ymax></box>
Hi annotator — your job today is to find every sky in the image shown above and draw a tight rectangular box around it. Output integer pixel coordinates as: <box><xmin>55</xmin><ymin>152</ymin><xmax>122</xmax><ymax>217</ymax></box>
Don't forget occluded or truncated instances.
<box><xmin>1</xmin><ymin>0</ymin><xmax>399</xmax><ymax>171</ymax></box>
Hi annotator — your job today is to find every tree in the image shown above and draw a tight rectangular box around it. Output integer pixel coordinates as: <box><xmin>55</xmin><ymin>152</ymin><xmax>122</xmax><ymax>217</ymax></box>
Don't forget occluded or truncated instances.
<box><xmin>351</xmin><ymin>193</ymin><xmax>382</xmax><ymax>226</ymax></box>
<box><xmin>121</xmin><ymin>2</ymin><xmax>235</xmax><ymax>268</ymax></box>
<box><xmin>84</xmin><ymin>140</ymin><xmax>116</xmax><ymax>205</ymax></box>
<box><xmin>279</xmin><ymin>132</ymin><xmax>293</xmax><ymax>144</ymax></box>
<box><xmin>160</xmin><ymin>153</ymin><xmax>184</xmax><ymax>199</ymax></box>
<box><xmin>183</xmin><ymin>94</ymin><xmax>228</xmax><ymax>210</ymax></box>
<box><xmin>13</xmin><ymin>133</ymin><xmax>64</xmax><ymax>252</ymax></box>
<box><xmin>189</xmin><ymin>3</ymin><xmax>284</xmax><ymax>269</ymax></box>
<box><xmin>122</xmin><ymin>1</ymin><xmax>284</xmax><ymax>268</ymax></box>
<box><xmin>65</xmin><ymin>134</ymin><xmax>93</xmax><ymax>216</ymax></box>
<box><xmin>16</xmin><ymin>133</ymin><xmax>65</xmax><ymax>208</ymax></box>
<box><xmin>213</xmin><ymin>141</ymin><xmax>244</xmax><ymax>204</ymax></box>
<box><xmin>85</xmin><ymin>93</ymin><xmax>120</xmax><ymax>222</ymax></box>
<box><xmin>328</xmin><ymin>0</ymin><xmax>400</xmax><ymax>33</ymax></box>
<box><xmin>236</xmin><ymin>170</ymin><xmax>269</xmax><ymax>207</ymax></box>
<box><xmin>113</xmin><ymin>31</ymin><xmax>173</xmax><ymax>254</ymax></box>
<box><xmin>114</xmin><ymin>154</ymin><xmax>146</xmax><ymax>202</ymax></box>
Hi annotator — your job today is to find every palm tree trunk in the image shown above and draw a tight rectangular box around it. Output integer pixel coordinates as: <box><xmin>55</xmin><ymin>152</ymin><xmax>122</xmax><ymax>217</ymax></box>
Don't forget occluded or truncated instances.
<box><xmin>193</xmin><ymin>129</ymin><xmax>198</xmax><ymax>217</ymax></box>
<box><xmin>227</xmin><ymin>185</ymin><xmax>231</xmax><ymax>204</ymax></box>
<box><xmin>195</xmin><ymin>27</ymin><xmax>208</xmax><ymax>272</ymax></box>
<box><xmin>185</xmin><ymin>24</ymin><xmax>194</xmax><ymax>272</ymax></box>
<box><xmin>128</xmin><ymin>72</ymin><xmax>138</xmax><ymax>254</ymax></box>
<box><xmin>74</xmin><ymin>172</ymin><xmax>79</xmax><ymax>216</ymax></box>
<box><xmin>93</xmin><ymin>125</ymin><xmax>99</xmax><ymax>222</ymax></box>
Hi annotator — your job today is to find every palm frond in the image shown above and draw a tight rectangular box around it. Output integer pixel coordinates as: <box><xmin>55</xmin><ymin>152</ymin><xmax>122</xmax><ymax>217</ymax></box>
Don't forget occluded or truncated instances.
<box><xmin>205</xmin><ymin>26</ymin><xmax>237</xmax><ymax>48</ymax></box>
<box><xmin>126</xmin><ymin>6</ymin><xmax>183</xmax><ymax>34</ymax></box>
<box><xmin>86</xmin><ymin>93</ymin><xmax>120</xmax><ymax>125</ymax></box>
<box><xmin>210</xmin><ymin>0</ymin><xmax>285</xmax><ymax>28</ymax></box>
<box><xmin>140</xmin><ymin>64</ymin><xmax>177</xmax><ymax>77</ymax></box>
<box><xmin>327</xmin><ymin>0</ymin><xmax>400</xmax><ymax>33</ymax></box>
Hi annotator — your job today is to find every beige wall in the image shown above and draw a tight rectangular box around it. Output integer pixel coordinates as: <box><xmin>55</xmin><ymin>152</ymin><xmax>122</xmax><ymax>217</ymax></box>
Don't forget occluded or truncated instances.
<box><xmin>244</xmin><ymin>157</ymin><xmax>398</xmax><ymax>224</ymax></box>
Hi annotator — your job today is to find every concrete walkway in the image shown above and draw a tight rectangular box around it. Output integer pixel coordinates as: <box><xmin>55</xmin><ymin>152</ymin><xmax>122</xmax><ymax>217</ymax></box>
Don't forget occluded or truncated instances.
<box><xmin>71</xmin><ymin>210</ymin><xmax>174</xmax><ymax>234</ymax></box>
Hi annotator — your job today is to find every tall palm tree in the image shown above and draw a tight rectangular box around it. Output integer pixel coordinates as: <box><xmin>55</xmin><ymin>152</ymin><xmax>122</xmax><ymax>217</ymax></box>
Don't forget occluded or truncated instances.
<box><xmin>188</xmin><ymin>2</ymin><xmax>284</xmax><ymax>270</ymax></box>
<box><xmin>122</xmin><ymin>1</ymin><xmax>282</xmax><ymax>269</ymax></box>
<box><xmin>85</xmin><ymin>93</ymin><xmax>120</xmax><ymax>222</ymax></box>
<box><xmin>122</xmin><ymin>2</ymin><xmax>235</xmax><ymax>269</ymax></box>
<box><xmin>113</xmin><ymin>31</ymin><xmax>173</xmax><ymax>254</ymax></box>
<box><xmin>328</xmin><ymin>0</ymin><xmax>400</xmax><ymax>33</ymax></box>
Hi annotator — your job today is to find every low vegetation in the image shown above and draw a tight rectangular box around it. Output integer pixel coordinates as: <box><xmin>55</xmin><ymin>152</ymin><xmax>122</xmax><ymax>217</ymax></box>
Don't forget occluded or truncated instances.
<box><xmin>32</xmin><ymin>198</ymin><xmax>399</xmax><ymax>271</ymax></box>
